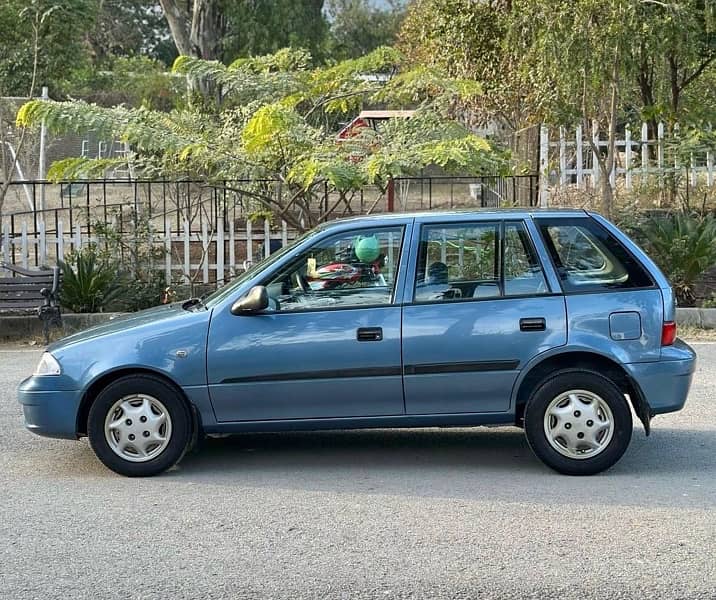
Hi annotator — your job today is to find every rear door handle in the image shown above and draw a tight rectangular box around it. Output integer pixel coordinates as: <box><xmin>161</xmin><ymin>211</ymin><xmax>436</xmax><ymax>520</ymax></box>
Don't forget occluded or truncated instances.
<box><xmin>520</xmin><ymin>317</ymin><xmax>546</xmax><ymax>332</ymax></box>
<box><xmin>357</xmin><ymin>327</ymin><xmax>383</xmax><ymax>341</ymax></box>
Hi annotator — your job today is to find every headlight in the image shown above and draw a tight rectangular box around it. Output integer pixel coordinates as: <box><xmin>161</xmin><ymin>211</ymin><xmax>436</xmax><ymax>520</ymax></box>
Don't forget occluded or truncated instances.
<box><xmin>34</xmin><ymin>352</ymin><xmax>61</xmax><ymax>376</ymax></box>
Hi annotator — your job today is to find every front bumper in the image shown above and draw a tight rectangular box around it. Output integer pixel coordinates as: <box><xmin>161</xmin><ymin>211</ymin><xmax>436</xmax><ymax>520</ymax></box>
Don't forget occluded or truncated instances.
<box><xmin>18</xmin><ymin>376</ymin><xmax>83</xmax><ymax>439</ymax></box>
<box><xmin>625</xmin><ymin>340</ymin><xmax>697</xmax><ymax>416</ymax></box>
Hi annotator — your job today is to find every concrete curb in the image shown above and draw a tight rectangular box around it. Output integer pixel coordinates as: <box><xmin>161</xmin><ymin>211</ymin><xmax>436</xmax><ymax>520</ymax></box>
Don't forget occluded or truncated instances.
<box><xmin>2</xmin><ymin>308</ymin><xmax>716</xmax><ymax>343</ymax></box>
<box><xmin>0</xmin><ymin>313</ymin><xmax>123</xmax><ymax>342</ymax></box>
<box><xmin>676</xmin><ymin>307</ymin><xmax>716</xmax><ymax>329</ymax></box>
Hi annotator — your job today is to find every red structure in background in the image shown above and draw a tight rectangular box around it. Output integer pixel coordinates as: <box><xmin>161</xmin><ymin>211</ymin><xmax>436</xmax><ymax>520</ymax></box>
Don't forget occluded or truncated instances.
<box><xmin>337</xmin><ymin>110</ymin><xmax>415</xmax><ymax>212</ymax></box>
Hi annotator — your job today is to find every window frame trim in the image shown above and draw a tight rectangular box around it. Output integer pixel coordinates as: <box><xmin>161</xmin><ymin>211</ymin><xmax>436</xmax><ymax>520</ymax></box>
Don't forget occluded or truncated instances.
<box><xmin>256</xmin><ymin>224</ymin><xmax>408</xmax><ymax>314</ymax></box>
<box><xmin>534</xmin><ymin>216</ymin><xmax>656</xmax><ymax>295</ymax></box>
<box><xmin>408</xmin><ymin>219</ymin><xmax>553</xmax><ymax>305</ymax></box>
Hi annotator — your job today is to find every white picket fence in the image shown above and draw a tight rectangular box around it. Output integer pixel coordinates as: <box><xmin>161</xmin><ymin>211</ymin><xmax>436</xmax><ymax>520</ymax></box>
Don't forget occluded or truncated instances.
<box><xmin>0</xmin><ymin>217</ymin><xmax>297</xmax><ymax>286</ymax></box>
<box><xmin>538</xmin><ymin>121</ymin><xmax>716</xmax><ymax>205</ymax></box>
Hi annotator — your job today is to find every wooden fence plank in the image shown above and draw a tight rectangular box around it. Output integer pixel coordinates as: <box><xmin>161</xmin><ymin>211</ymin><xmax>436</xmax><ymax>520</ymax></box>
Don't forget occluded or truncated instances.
<box><xmin>263</xmin><ymin>219</ymin><xmax>271</xmax><ymax>258</ymax></box>
<box><xmin>229</xmin><ymin>219</ymin><xmax>236</xmax><ymax>277</ymax></box>
<box><xmin>246</xmin><ymin>219</ymin><xmax>253</xmax><ymax>267</ymax></box>
<box><xmin>38</xmin><ymin>221</ymin><xmax>46</xmax><ymax>266</ymax></box>
<box><xmin>164</xmin><ymin>216</ymin><xmax>171</xmax><ymax>284</ymax></box>
<box><xmin>575</xmin><ymin>124</ymin><xmax>584</xmax><ymax>189</ymax></box>
<box><xmin>658</xmin><ymin>122</ymin><xmax>665</xmax><ymax>189</ymax></box>
<box><xmin>183</xmin><ymin>220</ymin><xmax>190</xmax><ymax>284</ymax></box>
<box><xmin>201</xmin><ymin>220</ymin><xmax>209</xmax><ymax>284</ymax></box>
<box><xmin>21</xmin><ymin>222</ymin><xmax>28</xmax><ymax>269</ymax></box>
<box><xmin>559</xmin><ymin>126</ymin><xmax>567</xmax><ymax>186</ymax></box>
<box><xmin>1</xmin><ymin>222</ymin><xmax>9</xmax><ymax>269</ymax></box>
<box><xmin>591</xmin><ymin>121</ymin><xmax>600</xmax><ymax>187</ymax></box>
<box><xmin>57</xmin><ymin>220</ymin><xmax>64</xmax><ymax>266</ymax></box>
<box><xmin>625</xmin><ymin>125</ymin><xmax>632</xmax><ymax>190</ymax></box>
<box><xmin>641</xmin><ymin>123</ymin><xmax>649</xmax><ymax>177</ymax></box>
<box><xmin>216</xmin><ymin>221</ymin><xmax>225</xmax><ymax>286</ymax></box>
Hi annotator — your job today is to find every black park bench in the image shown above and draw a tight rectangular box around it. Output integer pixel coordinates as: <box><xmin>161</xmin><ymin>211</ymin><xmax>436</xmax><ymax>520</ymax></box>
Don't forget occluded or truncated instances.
<box><xmin>0</xmin><ymin>263</ymin><xmax>63</xmax><ymax>343</ymax></box>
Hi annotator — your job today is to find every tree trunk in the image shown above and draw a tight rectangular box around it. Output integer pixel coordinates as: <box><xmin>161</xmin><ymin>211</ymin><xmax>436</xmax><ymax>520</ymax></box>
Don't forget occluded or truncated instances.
<box><xmin>160</xmin><ymin>0</ymin><xmax>223</xmax><ymax>99</ymax></box>
<box><xmin>158</xmin><ymin>0</ymin><xmax>192</xmax><ymax>56</ymax></box>
<box><xmin>190</xmin><ymin>0</ymin><xmax>224</xmax><ymax>60</ymax></box>
<box><xmin>601</xmin><ymin>44</ymin><xmax>620</xmax><ymax>219</ymax></box>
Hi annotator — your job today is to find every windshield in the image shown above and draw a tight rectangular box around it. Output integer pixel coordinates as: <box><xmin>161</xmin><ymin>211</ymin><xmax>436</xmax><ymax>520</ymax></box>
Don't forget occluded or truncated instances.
<box><xmin>203</xmin><ymin>228</ymin><xmax>320</xmax><ymax>308</ymax></box>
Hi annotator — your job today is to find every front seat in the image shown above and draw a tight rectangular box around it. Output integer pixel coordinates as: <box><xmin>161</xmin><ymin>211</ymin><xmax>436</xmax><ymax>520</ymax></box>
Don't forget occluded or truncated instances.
<box><xmin>415</xmin><ymin>261</ymin><xmax>461</xmax><ymax>301</ymax></box>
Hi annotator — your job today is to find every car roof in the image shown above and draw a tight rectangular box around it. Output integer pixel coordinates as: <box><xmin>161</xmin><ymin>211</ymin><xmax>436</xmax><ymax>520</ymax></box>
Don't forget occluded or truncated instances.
<box><xmin>321</xmin><ymin>208</ymin><xmax>590</xmax><ymax>229</ymax></box>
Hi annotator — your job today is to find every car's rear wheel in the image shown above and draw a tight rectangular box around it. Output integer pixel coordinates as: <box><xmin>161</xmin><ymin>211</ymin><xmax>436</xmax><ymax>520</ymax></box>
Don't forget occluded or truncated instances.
<box><xmin>87</xmin><ymin>374</ymin><xmax>192</xmax><ymax>477</ymax></box>
<box><xmin>524</xmin><ymin>369</ymin><xmax>632</xmax><ymax>475</ymax></box>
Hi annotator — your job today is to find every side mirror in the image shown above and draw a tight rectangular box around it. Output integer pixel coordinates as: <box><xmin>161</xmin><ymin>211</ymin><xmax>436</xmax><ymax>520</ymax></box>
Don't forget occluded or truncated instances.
<box><xmin>230</xmin><ymin>285</ymin><xmax>269</xmax><ymax>315</ymax></box>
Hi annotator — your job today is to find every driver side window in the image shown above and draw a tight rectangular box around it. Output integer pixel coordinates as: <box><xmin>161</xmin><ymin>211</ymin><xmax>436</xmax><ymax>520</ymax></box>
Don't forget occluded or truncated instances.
<box><xmin>263</xmin><ymin>226</ymin><xmax>404</xmax><ymax>312</ymax></box>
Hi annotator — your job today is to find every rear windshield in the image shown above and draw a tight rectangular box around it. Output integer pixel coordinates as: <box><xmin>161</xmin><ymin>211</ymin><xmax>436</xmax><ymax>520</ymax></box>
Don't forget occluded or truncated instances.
<box><xmin>536</xmin><ymin>218</ymin><xmax>653</xmax><ymax>292</ymax></box>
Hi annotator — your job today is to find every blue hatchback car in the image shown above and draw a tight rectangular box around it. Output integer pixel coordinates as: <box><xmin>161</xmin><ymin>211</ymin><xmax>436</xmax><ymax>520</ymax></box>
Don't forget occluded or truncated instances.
<box><xmin>19</xmin><ymin>209</ymin><xmax>696</xmax><ymax>476</ymax></box>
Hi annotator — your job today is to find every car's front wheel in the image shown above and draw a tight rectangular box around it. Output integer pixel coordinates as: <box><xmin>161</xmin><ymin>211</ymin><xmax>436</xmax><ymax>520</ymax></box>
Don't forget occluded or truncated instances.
<box><xmin>87</xmin><ymin>374</ymin><xmax>192</xmax><ymax>477</ymax></box>
<box><xmin>524</xmin><ymin>369</ymin><xmax>633</xmax><ymax>475</ymax></box>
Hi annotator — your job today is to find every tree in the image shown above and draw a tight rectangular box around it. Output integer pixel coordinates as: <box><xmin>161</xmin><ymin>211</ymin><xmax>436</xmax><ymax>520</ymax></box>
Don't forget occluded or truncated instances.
<box><xmin>398</xmin><ymin>0</ymin><xmax>541</xmax><ymax>176</ymax></box>
<box><xmin>508</xmin><ymin>0</ymin><xmax>640</xmax><ymax>217</ymax></box>
<box><xmin>326</xmin><ymin>0</ymin><xmax>406</xmax><ymax>60</ymax></box>
<box><xmin>159</xmin><ymin>0</ymin><xmax>224</xmax><ymax>60</ymax></box>
<box><xmin>399</xmin><ymin>0</ymin><xmax>716</xmax><ymax>216</ymax></box>
<box><xmin>16</xmin><ymin>47</ymin><xmax>509</xmax><ymax>231</ymax></box>
<box><xmin>84</xmin><ymin>0</ymin><xmax>177</xmax><ymax>66</ymax></box>
<box><xmin>0</xmin><ymin>0</ymin><xmax>95</xmax><ymax>97</ymax></box>
<box><xmin>222</xmin><ymin>0</ymin><xmax>328</xmax><ymax>62</ymax></box>
<box><xmin>1</xmin><ymin>0</ymin><xmax>76</xmax><ymax>217</ymax></box>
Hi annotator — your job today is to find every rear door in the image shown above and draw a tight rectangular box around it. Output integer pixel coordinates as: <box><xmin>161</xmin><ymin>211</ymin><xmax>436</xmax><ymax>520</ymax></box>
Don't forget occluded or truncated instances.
<box><xmin>401</xmin><ymin>217</ymin><xmax>567</xmax><ymax>415</ymax></box>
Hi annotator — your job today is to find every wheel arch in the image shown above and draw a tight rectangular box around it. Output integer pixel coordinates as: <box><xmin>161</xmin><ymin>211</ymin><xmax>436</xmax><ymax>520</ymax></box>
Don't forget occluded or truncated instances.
<box><xmin>76</xmin><ymin>367</ymin><xmax>200</xmax><ymax>437</ymax></box>
<box><xmin>512</xmin><ymin>350</ymin><xmax>652</xmax><ymax>434</ymax></box>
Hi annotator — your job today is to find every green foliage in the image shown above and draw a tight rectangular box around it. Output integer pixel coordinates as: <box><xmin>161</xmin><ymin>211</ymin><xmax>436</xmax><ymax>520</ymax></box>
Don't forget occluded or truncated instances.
<box><xmin>399</xmin><ymin>0</ymin><xmax>716</xmax><ymax>129</ymax></box>
<box><xmin>326</xmin><ymin>0</ymin><xmax>407</xmax><ymax>60</ymax></box>
<box><xmin>641</xmin><ymin>212</ymin><xmax>716</xmax><ymax>306</ymax></box>
<box><xmin>59</xmin><ymin>247</ymin><xmax>123</xmax><ymax>313</ymax></box>
<box><xmin>17</xmin><ymin>47</ymin><xmax>509</xmax><ymax>230</ymax></box>
<box><xmin>70</xmin><ymin>56</ymin><xmax>182</xmax><ymax>110</ymax></box>
<box><xmin>220</xmin><ymin>0</ymin><xmax>328</xmax><ymax>63</ymax></box>
<box><xmin>82</xmin><ymin>0</ymin><xmax>176</xmax><ymax>66</ymax></box>
<box><xmin>0</xmin><ymin>0</ymin><xmax>96</xmax><ymax>96</ymax></box>
<box><xmin>57</xmin><ymin>211</ymin><xmax>171</xmax><ymax>313</ymax></box>
<box><xmin>92</xmin><ymin>212</ymin><xmax>169</xmax><ymax>312</ymax></box>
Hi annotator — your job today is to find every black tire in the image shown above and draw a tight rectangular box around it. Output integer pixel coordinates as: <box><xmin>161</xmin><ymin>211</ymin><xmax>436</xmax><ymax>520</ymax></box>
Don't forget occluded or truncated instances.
<box><xmin>87</xmin><ymin>374</ymin><xmax>193</xmax><ymax>477</ymax></box>
<box><xmin>524</xmin><ymin>368</ymin><xmax>633</xmax><ymax>475</ymax></box>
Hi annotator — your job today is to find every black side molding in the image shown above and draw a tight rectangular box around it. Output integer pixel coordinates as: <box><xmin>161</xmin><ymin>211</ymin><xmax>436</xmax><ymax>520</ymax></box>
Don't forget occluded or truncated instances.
<box><xmin>221</xmin><ymin>366</ymin><xmax>402</xmax><ymax>384</ymax></box>
<box><xmin>404</xmin><ymin>360</ymin><xmax>519</xmax><ymax>375</ymax></box>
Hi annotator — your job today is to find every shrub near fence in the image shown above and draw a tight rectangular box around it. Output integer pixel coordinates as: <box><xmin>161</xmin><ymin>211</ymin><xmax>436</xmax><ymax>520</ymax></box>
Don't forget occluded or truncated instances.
<box><xmin>0</xmin><ymin>176</ymin><xmax>539</xmax><ymax>287</ymax></box>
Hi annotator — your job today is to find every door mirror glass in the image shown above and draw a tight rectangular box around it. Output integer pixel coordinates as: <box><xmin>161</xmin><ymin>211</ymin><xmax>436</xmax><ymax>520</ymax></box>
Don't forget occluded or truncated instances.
<box><xmin>231</xmin><ymin>285</ymin><xmax>269</xmax><ymax>315</ymax></box>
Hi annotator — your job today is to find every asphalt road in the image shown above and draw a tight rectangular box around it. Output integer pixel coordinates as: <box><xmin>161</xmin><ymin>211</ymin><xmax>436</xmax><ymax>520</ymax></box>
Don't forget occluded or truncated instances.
<box><xmin>1</xmin><ymin>344</ymin><xmax>715</xmax><ymax>600</ymax></box>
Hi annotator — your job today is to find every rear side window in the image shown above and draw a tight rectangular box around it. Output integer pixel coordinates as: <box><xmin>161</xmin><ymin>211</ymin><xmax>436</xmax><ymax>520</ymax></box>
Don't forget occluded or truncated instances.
<box><xmin>413</xmin><ymin>221</ymin><xmax>548</xmax><ymax>302</ymax></box>
<box><xmin>536</xmin><ymin>218</ymin><xmax>653</xmax><ymax>292</ymax></box>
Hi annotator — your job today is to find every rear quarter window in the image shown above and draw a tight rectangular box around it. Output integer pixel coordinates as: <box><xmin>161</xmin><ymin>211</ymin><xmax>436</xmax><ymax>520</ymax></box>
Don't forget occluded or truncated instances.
<box><xmin>536</xmin><ymin>218</ymin><xmax>653</xmax><ymax>292</ymax></box>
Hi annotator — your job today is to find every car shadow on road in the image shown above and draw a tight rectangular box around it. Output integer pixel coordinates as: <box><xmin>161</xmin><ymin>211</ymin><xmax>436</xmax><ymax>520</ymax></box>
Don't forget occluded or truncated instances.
<box><xmin>167</xmin><ymin>425</ymin><xmax>716</xmax><ymax>506</ymax></box>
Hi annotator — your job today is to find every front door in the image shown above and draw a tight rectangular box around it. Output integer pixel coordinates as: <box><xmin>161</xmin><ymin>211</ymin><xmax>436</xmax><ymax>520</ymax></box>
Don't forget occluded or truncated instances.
<box><xmin>401</xmin><ymin>219</ymin><xmax>567</xmax><ymax>415</ymax></box>
<box><xmin>207</xmin><ymin>224</ymin><xmax>409</xmax><ymax>422</ymax></box>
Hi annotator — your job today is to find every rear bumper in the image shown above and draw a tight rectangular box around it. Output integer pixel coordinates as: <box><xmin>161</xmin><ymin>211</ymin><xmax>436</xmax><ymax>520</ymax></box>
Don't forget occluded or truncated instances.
<box><xmin>17</xmin><ymin>376</ymin><xmax>82</xmax><ymax>439</ymax></box>
<box><xmin>625</xmin><ymin>340</ymin><xmax>697</xmax><ymax>415</ymax></box>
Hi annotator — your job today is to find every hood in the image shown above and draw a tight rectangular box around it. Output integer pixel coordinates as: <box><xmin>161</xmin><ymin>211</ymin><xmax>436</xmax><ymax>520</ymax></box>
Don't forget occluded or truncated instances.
<box><xmin>47</xmin><ymin>302</ymin><xmax>206</xmax><ymax>352</ymax></box>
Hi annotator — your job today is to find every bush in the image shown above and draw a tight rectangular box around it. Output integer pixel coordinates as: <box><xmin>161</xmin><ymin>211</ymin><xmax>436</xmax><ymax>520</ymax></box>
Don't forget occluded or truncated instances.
<box><xmin>93</xmin><ymin>211</ymin><xmax>173</xmax><ymax>312</ymax></box>
<box><xmin>641</xmin><ymin>212</ymin><xmax>716</xmax><ymax>306</ymax></box>
<box><xmin>59</xmin><ymin>247</ymin><xmax>123</xmax><ymax>313</ymax></box>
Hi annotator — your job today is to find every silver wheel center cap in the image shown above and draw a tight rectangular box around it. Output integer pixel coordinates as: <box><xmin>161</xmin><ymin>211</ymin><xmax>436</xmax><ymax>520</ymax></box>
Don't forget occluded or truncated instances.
<box><xmin>543</xmin><ymin>389</ymin><xmax>615</xmax><ymax>460</ymax></box>
<box><xmin>104</xmin><ymin>394</ymin><xmax>172</xmax><ymax>463</ymax></box>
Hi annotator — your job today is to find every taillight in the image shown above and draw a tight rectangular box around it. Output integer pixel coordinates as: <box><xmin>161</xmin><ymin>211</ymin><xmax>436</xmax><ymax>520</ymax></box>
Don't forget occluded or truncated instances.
<box><xmin>661</xmin><ymin>321</ymin><xmax>676</xmax><ymax>346</ymax></box>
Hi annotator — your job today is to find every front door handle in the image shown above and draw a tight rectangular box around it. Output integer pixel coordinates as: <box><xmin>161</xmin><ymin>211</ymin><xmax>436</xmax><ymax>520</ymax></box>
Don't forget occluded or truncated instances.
<box><xmin>520</xmin><ymin>317</ymin><xmax>546</xmax><ymax>332</ymax></box>
<box><xmin>357</xmin><ymin>327</ymin><xmax>383</xmax><ymax>341</ymax></box>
